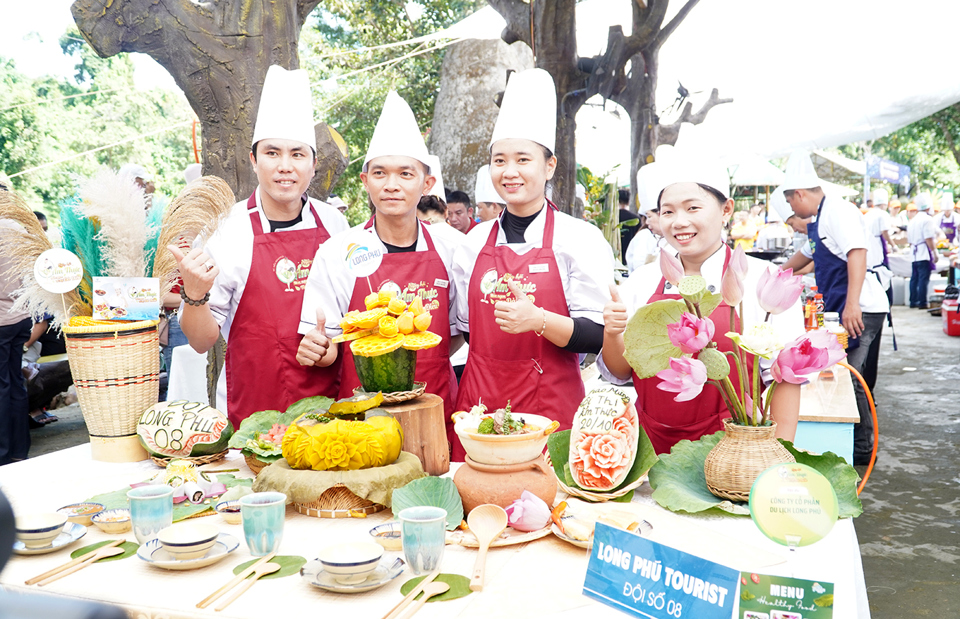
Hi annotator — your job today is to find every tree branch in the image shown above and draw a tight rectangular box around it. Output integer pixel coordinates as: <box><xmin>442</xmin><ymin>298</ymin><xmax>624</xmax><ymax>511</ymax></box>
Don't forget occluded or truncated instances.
<box><xmin>297</xmin><ymin>0</ymin><xmax>322</xmax><ymax>25</ymax></box>
<box><xmin>626</xmin><ymin>0</ymin><xmax>669</xmax><ymax>58</ymax></box>
<box><xmin>488</xmin><ymin>0</ymin><xmax>532</xmax><ymax>48</ymax></box>
<box><xmin>653</xmin><ymin>0</ymin><xmax>701</xmax><ymax>49</ymax></box>
<box><xmin>658</xmin><ymin>88</ymin><xmax>732</xmax><ymax>145</ymax></box>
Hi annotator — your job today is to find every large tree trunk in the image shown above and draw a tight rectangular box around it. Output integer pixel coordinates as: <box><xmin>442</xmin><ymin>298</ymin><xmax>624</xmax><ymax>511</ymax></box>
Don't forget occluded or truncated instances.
<box><xmin>71</xmin><ymin>0</ymin><xmax>345</xmax><ymax>200</ymax></box>
<box><xmin>429</xmin><ymin>39</ymin><xmax>533</xmax><ymax>201</ymax></box>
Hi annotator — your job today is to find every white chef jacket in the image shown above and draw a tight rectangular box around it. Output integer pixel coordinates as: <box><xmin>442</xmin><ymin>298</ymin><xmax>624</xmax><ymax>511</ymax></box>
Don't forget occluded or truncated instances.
<box><xmin>451</xmin><ymin>204</ymin><xmax>615</xmax><ymax>332</ymax></box>
<box><xmin>197</xmin><ymin>188</ymin><xmax>349</xmax><ymax>412</ymax></box>
<box><xmin>933</xmin><ymin>211</ymin><xmax>957</xmax><ymax>232</ymax></box>
<box><xmin>597</xmin><ymin>247</ymin><xmax>805</xmax><ymax>385</ymax></box>
<box><xmin>862</xmin><ymin>207</ymin><xmax>892</xmax><ymax>268</ymax></box>
<box><xmin>907</xmin><ymin>211</ymin><xmax>938</xmax><ymax>262</ymax></box>
<box><xmin>299</xmin><ymin>219</ymin><xmax>461</xmax><ymax>338</ymax></box>
<box><xmin>625</xmin><ymin>227</ymin><xmax>663</xmax><ymax>273</ymax></box>
<box><xmin>800</xmin><ymin>195</ymin><xmax>889</xmax><ymax>314</ymax></box>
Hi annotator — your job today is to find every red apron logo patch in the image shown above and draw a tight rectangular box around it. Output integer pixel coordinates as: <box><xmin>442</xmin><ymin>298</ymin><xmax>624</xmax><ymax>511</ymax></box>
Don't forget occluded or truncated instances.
<box><xmin>479</xmin><ymin>271</ymin><xmax>538</xmax><ymax>305</ymax></box>
<box><xmin>274</xmin><ymin>256</ymin><xmax>312</xmax><ymax>292</ymax></box>
<box><xmin>379</xmin><ymin>279</ymin><xmax>441</xmax><ymax>312</ymax></box>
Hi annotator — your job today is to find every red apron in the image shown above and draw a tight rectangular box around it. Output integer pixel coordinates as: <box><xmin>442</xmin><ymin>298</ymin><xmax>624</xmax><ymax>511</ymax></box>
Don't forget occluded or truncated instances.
<box><xmin>455</xmin><ymin>204</ymin><xmax>585</xmax><ymax>460</ymax></box>
<box><xmin>631</xmin><ymin>246</ymin><xmax>754</xmax><ymax>455</ymax></box>
<box><xmin>338</xmin><ymin>219</ymin><xmax>458</xmax><ymax>439</ymax></box>
<box><xmin>225</xmin><ymin>193</ymin><xmax>341</xmax><ymax>428</ymax></box>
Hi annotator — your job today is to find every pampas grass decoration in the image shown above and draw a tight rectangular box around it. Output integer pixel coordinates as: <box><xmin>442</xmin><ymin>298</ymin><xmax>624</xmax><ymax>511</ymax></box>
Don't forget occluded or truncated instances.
<box><xmin>76</xmin><ymin>169</ymin><xmax>151</xmax><ymax>279</ymax></box>
<box><xmin>0</xmin><ymin>190</ymin><xmax>87</xmax><ymax>328</ymax></box>
<box><xmin>153</xmin><ymin>176</ymin><xmax>236</xmax><ymax>297</ymax></box>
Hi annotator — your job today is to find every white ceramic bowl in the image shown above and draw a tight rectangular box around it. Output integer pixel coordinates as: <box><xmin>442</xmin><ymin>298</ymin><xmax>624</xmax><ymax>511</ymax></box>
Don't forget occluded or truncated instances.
<box><xmin>452</xmin><ymin>411</ymin><xmax>560</xmax><ymax>465</ymax></box>
<box><xmin>157</xmin><ymin>522</ymin><xmax>219</xmax><ymax>561</ymax></box>
<box><xmin>57</xmin><ymin>502</ymin><xmax>104</xmax><ymax>527</ymax></box>
<box><xmin>317</xmin><ymin>541</ymin><xmax>384</xmax><ymax>584</ymax></box>
<box><xmin>215</xmin><ymin>500</ymin><xmax>242</xmax><ymax>525</ymax></box>
<box><xmin>369</xmin><ymin>522</ymin><xmax>403</xmax><ymax>551</ymax></box>
<box><xmin>91</xmin><ymin>509</ymin><xmax>131</xmax><ymax>534</ymax></box>
<box><xmin>15</xmin><ymin>513</ymin><xmax>68</xmax><ymax>548</ymax></box>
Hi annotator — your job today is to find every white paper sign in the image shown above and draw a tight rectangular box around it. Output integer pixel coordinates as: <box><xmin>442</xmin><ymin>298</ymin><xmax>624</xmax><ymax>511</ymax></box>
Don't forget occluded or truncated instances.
<box><xmin>340</xmin><ymin>229</ymin><xmax>385</xmax><ymax>278</ymax></box>
<box><xmin>33</xmin><ymin>248</ymin><xmax>83</xmax><ymax>294</ymax></box>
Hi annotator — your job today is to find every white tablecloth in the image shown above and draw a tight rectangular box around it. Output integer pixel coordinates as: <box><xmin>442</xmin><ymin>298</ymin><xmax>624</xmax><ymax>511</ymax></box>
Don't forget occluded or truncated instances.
<box><xmin>0</xmin><ymin>447</ymin><xmax>870</xmax><ymax>618</ymax></box>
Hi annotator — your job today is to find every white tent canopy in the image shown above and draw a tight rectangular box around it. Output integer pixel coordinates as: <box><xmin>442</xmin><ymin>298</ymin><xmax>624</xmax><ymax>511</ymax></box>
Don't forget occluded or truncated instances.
<box><xmin>442</xmin><ymin>1</ymin><xmax>960</xmax><ymax>180</ymax></box>
<box><xmin>730</xmin><ymin>157</ymin><xmax>785</xmax><ymax>187</ymax></box>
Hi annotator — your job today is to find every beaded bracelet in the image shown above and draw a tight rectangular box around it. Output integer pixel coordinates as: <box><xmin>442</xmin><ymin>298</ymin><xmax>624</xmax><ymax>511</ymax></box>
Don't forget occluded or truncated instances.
<box><xmin>180</xmin><ymin>287</ymin><xmax>210</xmax><ymax>307</ymax></box>
<box><xmin>535</xmin><ymin>307</ymin><xmax>547</xmax><ymax>337</ymax></box>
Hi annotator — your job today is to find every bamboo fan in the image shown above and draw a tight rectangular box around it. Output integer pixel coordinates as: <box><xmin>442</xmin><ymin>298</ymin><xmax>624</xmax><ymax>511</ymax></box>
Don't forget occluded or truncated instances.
<box><xmin>0</xmin><ymin>190</ymin><xmax>86</xmax><ymax>328</ymax></box>
<box><xmin>153</xmin><ymin>176</ymin><xmax>236</xmax><ymax>297</ymax></box>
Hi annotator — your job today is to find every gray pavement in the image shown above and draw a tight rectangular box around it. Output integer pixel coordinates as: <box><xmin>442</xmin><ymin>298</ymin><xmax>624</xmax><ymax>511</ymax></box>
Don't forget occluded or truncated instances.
<box><xmin>17</xmin><ymin>305</ymin><xmax>960</xmax><ymax>617</ymax></box>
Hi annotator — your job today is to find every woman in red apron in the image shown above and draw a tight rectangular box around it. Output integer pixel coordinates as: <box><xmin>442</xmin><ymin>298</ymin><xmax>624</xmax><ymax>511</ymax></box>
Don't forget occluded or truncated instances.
<box><xmin>601</xmin><ymin>177</ymin><xmax>801</xmax><ymax>455</ymax></box>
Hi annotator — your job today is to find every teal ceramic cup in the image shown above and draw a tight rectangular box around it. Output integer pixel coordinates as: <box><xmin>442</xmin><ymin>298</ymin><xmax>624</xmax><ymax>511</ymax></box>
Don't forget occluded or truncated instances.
<box><xmin>398</xmin><ymin>506</ymin><xmax>446</xmax><ymax>575</ymax></box>
<box><xmin>240</xmin><ymin>492</ymin><xmax>286</xmax><ymax>556</ymax></box>
<box><xmin>127</xmin><ymin>485</ymin><xmax>174</xmax><ymax>545</ymax></box>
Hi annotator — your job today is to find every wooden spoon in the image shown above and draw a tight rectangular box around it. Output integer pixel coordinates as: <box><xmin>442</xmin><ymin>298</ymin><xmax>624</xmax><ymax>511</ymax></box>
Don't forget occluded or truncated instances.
<box><xmin>467</xmin><ymin>504</ymin><xmax>508</xmax><ymax>592</ymax></box>
<box><xmin>36</xmin><ymin>546</ymin><xmax>126</xmax><ymax>586</ymax></box>
<box><xmin>400</xmin><ymin>581</ymin><xmax>450</xmax><ymax>619</ymax></box>
<box><xmin>215</xmin><ymin>562</ymin><xmax>282</xmax><ymax>611</ymax></box>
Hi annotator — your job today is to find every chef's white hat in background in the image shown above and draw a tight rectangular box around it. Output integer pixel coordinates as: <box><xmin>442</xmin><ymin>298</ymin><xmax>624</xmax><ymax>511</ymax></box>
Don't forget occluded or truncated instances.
<box><xmin>364</xmin><ymin>91</ymin><xmax>431</xmax><ymax>171</ymax></box>
<box><xmin>576</xmin><ymin>184</ymin><xmax>586</xmax><ymax>202</ymax></box>
<box><xmin>252</xmin><ymin>65</ymin><xmax>317</xmax><ymax>152</ymax></box>
<box><xmin>635</xmin><ymin>161</ymin><xmax>662</xmax><ymax>216</ymax></box>
<box><xmin>490</xmin><ymin>68</ymin><xmax>557</xmax><ymax>153</ymax></box>
<box><xmin>119</xmin><ymin>163</ymin><xmax>149</xmax><ymax>183</ymax></box>
<box><xmin>475</xmin><ymin>165</ymin><xmax>504</xmax><ymax>204</ymax></box>
<box><xmin>871</xmin><ymin>187</ymin><xmax>889</xmax><ymax>205</ymax></box>
<box><xmin>328</xmin><ymin>196</ymin><xmax>347</xmax><ymax>212</ymax></box>
<box><xmin>183</xmin><ymin>163</ymin><xmax>202</xmax><ymax>184</ymax></box>
<box><xmin>915</xmin><ymin>192</ymin><xmax>932</xmax><ymax>211</ymax></box>
<box><xmin>780</xmin><ymin>151</ymin><xmax>822</xmax><ymax>192</ymax></box>
<box><xmin>770</xmin><ymin>186</ymin><xmax>794</xmax><ymax>221</ymax></box>
<box><xmin>424</xmin><ymin>155</ymin><xmax>445</xmax><ymax>199</ymax></box>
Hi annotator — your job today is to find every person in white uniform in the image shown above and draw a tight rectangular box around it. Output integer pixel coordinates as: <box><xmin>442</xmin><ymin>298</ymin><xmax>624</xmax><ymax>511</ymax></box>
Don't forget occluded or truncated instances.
<box><xmin>625</xmin><ymin>160</ymin><xmax>665</xmax><ymax>274</ymax></box>
<box><xmin>474</xmin><ymin>164</ymin><xmax>505</xmax><ymax>223</ymax></box>
<box><xmin>170</xmin><ymin>65</ymin><xmax>349</xmax><ymax>427</ymax></box>
<box><xmin>906</xmin><ymin>193</ymin><xmax>939</xmax><ymax>309</ymax></box>
<box><xmin>863</xmin><ymin>188</ymin><xmax>894</xmax><ymax>269</ymax></box>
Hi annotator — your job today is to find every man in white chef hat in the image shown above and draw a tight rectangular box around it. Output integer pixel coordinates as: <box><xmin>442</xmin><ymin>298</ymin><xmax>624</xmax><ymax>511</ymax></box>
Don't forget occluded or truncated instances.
<box><xmin>474</xmin><ymin>165</ymin><xmax>504</xmax><ymax>223</ymax></box>
<box><xmin>170</xmin><ymin>65</ymin><xmax>349</xmax><ymax>428</ymax></box>
<box><xmin>780</xmin><ymin>151</ymin><xmax>888</xmax><ymax>465</ymax></box>
<box><xmin>297</xmin><ymin>91</ymin><xmax>463</xmax><ymax>448</ymax></box>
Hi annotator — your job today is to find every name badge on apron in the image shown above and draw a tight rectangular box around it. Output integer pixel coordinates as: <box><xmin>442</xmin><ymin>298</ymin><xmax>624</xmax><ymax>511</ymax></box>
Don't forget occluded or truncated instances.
<box><xmin>528</xmin><ymin>263</ymin><xmax>549</xmax><ymax>274</ymax></box>
<box><xmin>434</xmin><ymin>278</ymin><xmax>449</xmax><ymax>288</ymax></box>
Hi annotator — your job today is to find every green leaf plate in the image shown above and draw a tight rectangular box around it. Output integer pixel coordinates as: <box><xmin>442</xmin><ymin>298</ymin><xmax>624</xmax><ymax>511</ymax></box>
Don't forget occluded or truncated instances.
<box><xmin>399</xmin><ymin>573</ymin><xmax>472</xmax><ymax>602</ymax></box>
<box><xmin>85</xmin><ymin>474</ymin><xmax>253</xmax><ymax>522</ymax></box>
<box><xmin>70</xmin><ymin>540</ymin><xmax>139</xmax><ymax>562</ymax></box>
<box><xmin>232</xmin><ymin>555</ymin><xmax>306</xmax><ymax>579</ymax></box>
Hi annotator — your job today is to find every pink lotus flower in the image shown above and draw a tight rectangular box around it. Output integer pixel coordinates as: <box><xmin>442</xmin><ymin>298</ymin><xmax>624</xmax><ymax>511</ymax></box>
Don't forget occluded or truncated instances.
<box><xmin>660</xmin><ymin>250</ymin><xmax>685</xmax><ymax>286</ymax></box>
<box><xmin>655</xmin><ymin>357</ymin><xmax>707</xmax><ymax>402</ymax></box>
<box><xmin>772</xmin><ymin>330</ymin><xmax>847</xmax><ymax>384</ymax></box>
<box><xmin>756</xmin><ymin>266</ymin><xmax>804</xmax><ymax>315</ymax></box>
<box><xmin>570</xmin><ymin>434</ymin><xmax>632</xmax><ymax>488</ymax></box>
<box><xmin>504</xmin><ymin>490</ymin><xmax>551</xmax><ymax>532</ymax></box>
<box><xmin>667</xmin><ymin>312</ymin><xmax>715</xmax><ymax>354</ymax></box>
<box><xmin>721</xmin><ymin>265</ymin><xmax>744</xmax><ymax>306</ymax></box>
<box><xmin>729</xmin><ymin>245</ymin><xmax>748</xmax><ymax>278</ymax></box>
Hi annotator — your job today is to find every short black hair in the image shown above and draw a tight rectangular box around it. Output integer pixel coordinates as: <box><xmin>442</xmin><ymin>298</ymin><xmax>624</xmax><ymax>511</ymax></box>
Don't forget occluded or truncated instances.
<box><xmin>618</xmin><ymin>188</ymin><xmax>630</xmax><ymax>205</ymax></box>
<box><xmin>447</xmin><ymin>191</ymin><xmax>471</xmax><ymax>208</ymax></box>
<box><xmin>33</xmin><ymin>211</ymin><xmax>46</xmax><ymax>221</ymax></box>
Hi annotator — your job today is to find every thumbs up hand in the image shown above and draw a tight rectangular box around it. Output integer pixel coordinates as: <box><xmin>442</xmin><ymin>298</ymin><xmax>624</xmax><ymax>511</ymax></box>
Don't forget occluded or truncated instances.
<box><xmin>297</xmin><ymin>307</ymin><xmax>332</xmax><ymax>366</ymax></box>
<box><xmin>604</xmin><ymin>283</ymin><xmax>629</xmax><ymax>336</ymax></box>
<box><xmin>493</xmin><ymin>278</ymin><xmax>543</xmax><ymax>335</ymax></box>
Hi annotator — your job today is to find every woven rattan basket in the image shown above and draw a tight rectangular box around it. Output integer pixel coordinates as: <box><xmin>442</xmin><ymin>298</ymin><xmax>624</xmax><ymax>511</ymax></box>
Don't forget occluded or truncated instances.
<box><xmin>293</xmin><ymin>484</ymin><xmax>386</xmax><ymax>518</ymax></box>
<box><xmin>703</xmin><ymin>419</ymin><xmax>795</xmax><ymax>502</ymax></box>
<box><xmin>63</xmin><ymin>318</ymin><xmax>160</xmax><ymax>462</ymax></box>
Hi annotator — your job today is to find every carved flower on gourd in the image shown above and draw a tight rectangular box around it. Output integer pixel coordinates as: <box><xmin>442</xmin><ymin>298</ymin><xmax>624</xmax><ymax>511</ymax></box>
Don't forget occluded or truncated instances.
<box><xmin>570</xmin><ymin>434</ymin><xmax>631</xmax><ymax>488</ymax></box>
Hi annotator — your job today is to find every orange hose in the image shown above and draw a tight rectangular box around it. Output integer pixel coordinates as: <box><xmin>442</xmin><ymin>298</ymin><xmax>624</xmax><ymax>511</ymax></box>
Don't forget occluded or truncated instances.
<box><xmin>838</xmin><ymin>361</ymin><xmax>877</xmax><ymax>495</ymax></box>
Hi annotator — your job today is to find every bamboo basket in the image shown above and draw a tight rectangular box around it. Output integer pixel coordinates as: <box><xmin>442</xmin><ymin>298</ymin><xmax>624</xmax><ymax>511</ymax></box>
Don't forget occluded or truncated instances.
<box><xmin>63</xmin><ymin>318</ymin><xmax>160</xmax><ymax>462</ymax></box>
<box><xmin>293</xmin><ymin>484</ymin><xmax>385</xmax><ymax>518</ymax></box>
<box><xmin>703</xmin><ymin>419</ymin><xmax>796</xmax><ymax>502</ymax></box>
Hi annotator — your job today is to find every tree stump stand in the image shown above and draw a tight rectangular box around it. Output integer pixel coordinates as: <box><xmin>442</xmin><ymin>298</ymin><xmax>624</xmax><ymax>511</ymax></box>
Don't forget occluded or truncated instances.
<box><xmin>382</xmin><ymin>393</ymin><xmax>450</xmax><ymax>476</ymax></box>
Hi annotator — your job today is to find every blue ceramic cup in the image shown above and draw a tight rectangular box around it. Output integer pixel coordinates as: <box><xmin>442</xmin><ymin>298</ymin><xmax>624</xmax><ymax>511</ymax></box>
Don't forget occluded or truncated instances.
<box><xmin>398</xmin><ymin>506</ymin><xmax>446</xmax><ymax>575</ymax></box>
<box><xmin>127</xmin><ymin>485</ymin><xmax>174</xmax><ymax>544</ymax></box>
<box><xmin>240</xmin><ymin>492</ymin><xmax>286</xmax><ymax>556</ymax></box>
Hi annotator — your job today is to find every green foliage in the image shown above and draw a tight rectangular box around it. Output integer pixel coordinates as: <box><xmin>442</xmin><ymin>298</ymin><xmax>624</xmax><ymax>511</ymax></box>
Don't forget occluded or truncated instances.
<box><xmin>0</xmin><ymin>28</ymin><xmax>195</xmax><ymax>220</ymax></box>
<box><xmin>300</xmin><ymin>1</ymin><xmax>484</xmax><ymax>223</ymax></box>
<box><xmin>390</xmin><ymin>476</ymin><xmax>464</xmax><ymax>530</ymax></box>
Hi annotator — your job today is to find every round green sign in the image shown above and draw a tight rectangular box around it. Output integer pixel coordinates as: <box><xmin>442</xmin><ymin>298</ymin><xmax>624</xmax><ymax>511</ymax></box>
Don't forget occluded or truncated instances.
<box><xmin>749</xmin><ymin>462</ymin><xmax>839</xmax><ymax>547</ymax></box>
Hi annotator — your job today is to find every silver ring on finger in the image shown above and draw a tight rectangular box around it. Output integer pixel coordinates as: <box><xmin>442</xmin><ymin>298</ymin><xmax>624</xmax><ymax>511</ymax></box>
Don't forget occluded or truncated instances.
<box><xmin>205</xmin><ymin>262</ymin><xmax>214</xmax><ymax>272</ymax></box>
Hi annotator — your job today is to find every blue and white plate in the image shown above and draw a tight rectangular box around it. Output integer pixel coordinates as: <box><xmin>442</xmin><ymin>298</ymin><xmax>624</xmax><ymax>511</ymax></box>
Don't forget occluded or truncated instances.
<box><xmin>13</xmin><ymin>522</ymin><xmax>87</xmax><ymax>555</ymax></box>
<box><xmin>301</xmin><ymin>557</ymin><xmax>404</xmax><ymax>593</ymax></box>
<box><xmin>137</xmin><ymin>532</ymin><xmax>239</xmax><ymax>570</ymax></box>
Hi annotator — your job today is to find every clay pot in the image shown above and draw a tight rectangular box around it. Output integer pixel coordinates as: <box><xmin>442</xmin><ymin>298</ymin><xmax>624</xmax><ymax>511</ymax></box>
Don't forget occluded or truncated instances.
<box><xmin>703</xmin><ymin>419</ymin><xmax>796</xmax><ymax>502</ymax></box>
<box><xmin>453</xmin><ymin>455</ymin><xmax>557</xmax><ymax>514</ymax></box>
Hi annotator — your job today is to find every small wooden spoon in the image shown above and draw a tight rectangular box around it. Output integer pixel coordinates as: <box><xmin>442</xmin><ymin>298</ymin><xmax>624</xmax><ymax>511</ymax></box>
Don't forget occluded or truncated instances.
<box><xmin>400</xmin><ymin>581</ymin><xmax>450</xmax><ymax>619</ymax></box>
<box><xmin>215</xmin><ymin>562</ymin><xmax>282</xmax><ymax>611</ymax></box>
<box><xmin>36</xmin><ymin>546</ymin><xmax>126</xmax><ymax>586</ymax></box>
<box><xmin>467</xmin><ymin>504</ymin><xmax>508</xmax><ymax>592</ymax></box>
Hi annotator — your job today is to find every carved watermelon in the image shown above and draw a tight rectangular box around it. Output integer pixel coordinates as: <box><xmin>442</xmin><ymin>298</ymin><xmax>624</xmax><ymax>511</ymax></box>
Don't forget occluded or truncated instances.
<box><xmin>568</xmin><ymin>388</ymin><xmax>639</xmax><ymax>491</ymax></box>
<box><xmin>137</xmin><ymin>400</ymin><xmax>234</xmax><ymax>458</ymax></box>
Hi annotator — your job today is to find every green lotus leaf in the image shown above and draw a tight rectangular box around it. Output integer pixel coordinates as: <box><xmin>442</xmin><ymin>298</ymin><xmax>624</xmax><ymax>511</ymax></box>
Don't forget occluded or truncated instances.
<box><xmin>698</xmin><ymin>290</ymin><xmax>723</xmax><ymax>318</ymax></box>
<box><xmin>233</xmin><ymin>555</ymin><xmax>307</xmax><ymax>579</ymax></box>
<box><xmin>780</xmin><ymin>441</ymin><xmax>863</xmax><ymax>518</ymax></box>
<box><xmin>228</xmin><ymin>397</ymin><xmax>333</xmax><ymax>451</ymax></box>
<box><xmin>400</xmin><ymin>573</ymin><xmax>473</xmax><ymax>601</ymax></box>
<box><xmin>71</xmin><ymin>540</ymin><xmax>139</xmax><ymax>562</ymax></box>
<box><xmin>623</xmin><ymin>299</ymin><xmax>686</xmax><ymax>379</ymax></box>
<box><xmin>391</xmin><ymin>476</ymin><xmax>464</xmax><ymax>531</ymax></box>
<box><xmin>285</xmin><ymin>395</ymin><xmax>335</xmax><ymax>418</ymax></box>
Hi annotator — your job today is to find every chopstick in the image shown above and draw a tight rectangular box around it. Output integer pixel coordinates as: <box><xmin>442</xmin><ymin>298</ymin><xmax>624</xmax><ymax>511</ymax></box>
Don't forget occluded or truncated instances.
<box><xmin>25</xmin><ymin>540</ymin><xmax>124</xmax><ymax>586</ymax></box>
<box><xmin>380</xmin><ymin>571</ymin><xmax>441</xmax><ymax>619</ymax></box>
<box><xmin>196</xmin><ymin>552</ymin><xmax>276</xmax><ymax>609</ymax></box>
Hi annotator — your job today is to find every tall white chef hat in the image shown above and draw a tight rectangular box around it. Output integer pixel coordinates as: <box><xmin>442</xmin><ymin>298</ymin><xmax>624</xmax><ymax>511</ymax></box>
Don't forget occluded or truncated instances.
<box><xmin>490</xmin><ymin>69</ymin><xmax>557</xmax><ymax>153</ymax></box>
<box><xmin>635</xmin><ymin>161</ymin><xmax>663</xmax><ymax>216</ymax></box>
<box><xmin>780</xmin><ymin>151</ymin><xmax>822</xmax><ymax>192</ymax></box>
<box><xmin>871</xmin><ymin>187</ymin><xmax>889</xmax><ymax>205</ymax></box>
<box><xmin>771</xmin><ymin>186</ymin><xmax>794</xmax><ymax>221</ymax></box>
<box><xmin>652</xmin><ymin>156</ymin><xmax>731</xmax><ymax>206</ymax></box>
<box><xmin>424</xmin><ymin>155</ymin><xmax>445</xmax><ymax>199</ymax></box>
<box><xmin>183</xmin><ymin>163</ymin><xmax>202</xmax><ymax>184</ymax></box>
<box><xmin>576</xmin><ymin>184</ymin><xmax>587</xmax><ymax>202</ymax></box>
<box><xmin>475</xmin><ymin>165</ymin><xmax>504</xmax><ymax>204</ymax></box>
<box><xmin>364</xmin><ymin>91</ymin><xmax>431</xmax><ymax>172</ymax></box>
<box><xmin>251</xmin><ymin>65</ymin><xmax>317</xmax><ymax>152</ymax></box>
<box><xmin>915</xmin><ymin>192</ymin><xmax>933</xmax><ymax>211</ymax></box>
